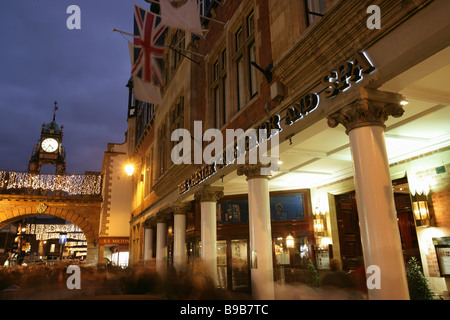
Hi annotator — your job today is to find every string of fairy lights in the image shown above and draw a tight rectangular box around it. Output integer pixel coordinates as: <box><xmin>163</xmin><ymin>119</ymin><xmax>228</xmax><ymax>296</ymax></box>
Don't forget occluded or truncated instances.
<box><xmin>21</xmin><ymin>223</ymin><xmax>87</xmax><ymax>256</ymax></box>
<box><xmin>23</xmin><ymin>223</ymin><xmax>87</xmax><ymax>241</ymax></box>
<box><xmin>0</xmin><ymin>171</ymin><xmax>102</xmax><ymax>196</ymax></box>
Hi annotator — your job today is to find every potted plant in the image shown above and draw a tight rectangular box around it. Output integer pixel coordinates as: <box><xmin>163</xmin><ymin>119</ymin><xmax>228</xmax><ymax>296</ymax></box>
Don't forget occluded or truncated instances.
<box><xmin>406</xmin><ymin>257</ymin><xmax>433</xmax><ymax>300</ymax></box>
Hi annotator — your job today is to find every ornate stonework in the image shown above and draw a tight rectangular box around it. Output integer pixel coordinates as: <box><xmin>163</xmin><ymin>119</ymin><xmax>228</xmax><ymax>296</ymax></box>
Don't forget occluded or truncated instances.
<box><xmin>172</xmin><ymin>202</ymin><xmax>191</xmax><ymax>215</ymax></box>
<box><xmin>194</xmin><ymin>186</ymin><xmax>224</xmax><ymax>202</ymax></box>
<box><xmin>156</xmin><ymin>207</ymin><xmax>172</xmax><ymax>222</ymax></box>
<box><xmin>327</xmin><ymin>89</ymin><xmax>405</xmax><ymax>134</ymax></box>
<box><xmin>237</xmin><ymin>164</ymin><xmax>271</xmax><ymax>180</ymax></box>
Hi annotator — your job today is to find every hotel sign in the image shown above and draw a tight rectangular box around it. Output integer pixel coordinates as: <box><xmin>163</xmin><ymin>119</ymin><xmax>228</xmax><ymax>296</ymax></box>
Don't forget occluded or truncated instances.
<box><xmin>285</xmin><ymin>52</ymin><xmax>375</xmax><ymax>126</ymax></box>
<box><xmin>178</xmin><ymin>163</ymin><xmax>217</xmax><ymax>194</ymax></box>
<box><xmin>177</xmin><ymin>52</ymin><xmax>375</xmax><ymax>195</ymax></box>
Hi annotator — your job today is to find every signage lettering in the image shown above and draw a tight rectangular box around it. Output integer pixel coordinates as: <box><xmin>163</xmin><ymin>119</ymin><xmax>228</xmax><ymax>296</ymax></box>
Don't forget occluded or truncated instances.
<box><xmin>179</xmin><ymin>163</ymin><xmax>217</xmax><ymax>194</ymax></box>
<box><xmin>176</xmin><ymin>52</ymin><xmax>375</xmax><ymax>194</ymax></box>
<box><xmin>285</xmin><ymin>92</ymin><xmax>319</xmax><ymax>125</ymax></box>
<box><xmin>322</xmin><ymin>52</ymin><xmax>375</xmax><ymax>99</ymax></box>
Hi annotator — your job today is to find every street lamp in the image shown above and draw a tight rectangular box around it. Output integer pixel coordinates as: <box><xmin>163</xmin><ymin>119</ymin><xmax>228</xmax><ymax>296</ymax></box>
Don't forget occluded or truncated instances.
<box><xmin>125</xmin><ymin>164</ymin><xmax>135</xmax><ymax>176</ymax></box>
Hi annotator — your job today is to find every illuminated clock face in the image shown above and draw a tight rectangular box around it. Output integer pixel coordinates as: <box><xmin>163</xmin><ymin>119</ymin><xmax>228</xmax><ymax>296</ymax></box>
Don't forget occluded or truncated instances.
<box><xmin>41</xmin><ymin>138</ymin><xmax>59</xmax><ymax>153</ymax></box>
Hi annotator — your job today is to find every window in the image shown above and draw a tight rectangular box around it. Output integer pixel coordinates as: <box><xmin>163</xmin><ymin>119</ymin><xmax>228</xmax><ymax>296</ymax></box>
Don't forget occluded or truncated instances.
<box><xmin>144</xmin><ymin>148</ymin><xmax>152</xmax><ymax>196</ymax></box>
<box><xmin>135</xmin><ymin>101</ymin><xmax>155</xmax><ymax>147</ymax></box>
<box><xmin>170</xmin><ymin>96</ymin><xmax>185</xmax><ymax>143</ymax></box>
<box><xmin>158</xmin><ymin>123</ymin><xmax>167</xmax><ymax>176</ymax></box>
<box><xmin>211</xmin><ymin>48</ymin><xmax>227</xmax><ymax>128</ymax></box>
<box><xmin>232</xmin><ymin>9</ymin><xmax>257</xmax><ymax>112</ymax></box>
<box><xmin>170</xmin><ymin>96</ymin><xmax>185</xmax><ymax>163</ymax></box>
<box><xmin>236</xmin><ymin>56</ymin><xmax>245</xmax><ymax>110</ymax></box>
<box><xmin>165</xmin><ymin>30</ymin><xmax>186</xmax><ymax>84</ymax></box>
<box><xmin>248</xmin><ymin>41</ymin><xmax>257</xmax><ymax>97</ymax></box>
<box><xmin>216</xmin><ymin>193</ymin><xmax>306</xmax><ymax>225</ymax></box>
<box><xmin>305</xmin><ymin>0</ymin><xmax>328</xmax><ymax>25</ymax></box>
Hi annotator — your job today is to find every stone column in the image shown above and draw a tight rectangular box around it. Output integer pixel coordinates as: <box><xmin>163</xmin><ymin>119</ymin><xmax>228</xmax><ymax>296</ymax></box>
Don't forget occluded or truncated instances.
<box><xmin>155</xmin><ymin>211</ymin><xmax>170</xmax><ymax>275</ymax></box>
<box><xmin>143</xmin><ymin>219</ymin><xmax>154</xmax><ymax>264</ymax></box>
<box><xmin>97</xmin><ymin>244</ymin><xmax>104</xmax><ymax>265</ymax></box>
<box><xmin>194</xmin><ymin>186</ymin><xmax>224</xmax><ymax>286</ymax></box>
<box><xmin>327</xmin><ymin>88</ymin><xmax>410</xmax><ymax>300</ymax></box>
<box><xmin>237</xmin><ymin>164</ymin><xmax>274</xmax><ymax>300</ymax></box>
<box><xmin>172</xmin><ymin>203</ymin><xmax>191</xmax><ymax>273</ymax></box>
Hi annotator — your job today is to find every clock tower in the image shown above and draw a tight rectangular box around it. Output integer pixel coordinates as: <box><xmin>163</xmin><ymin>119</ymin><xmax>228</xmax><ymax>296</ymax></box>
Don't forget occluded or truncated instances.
<box><xmin>28</xmin><ymin>101</ymin><xmax>66</xmax><ymax>175</ymax></box>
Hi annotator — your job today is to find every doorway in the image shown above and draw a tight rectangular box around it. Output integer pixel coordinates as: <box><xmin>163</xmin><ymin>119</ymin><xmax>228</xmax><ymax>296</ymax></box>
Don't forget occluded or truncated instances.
<box><xmin>217</xmin><ymin>238</ymin><xmax>250</xmax><ymax>292</ymax></box>
<box><xmin>335</xmin><ymin>178</ymin><xmax>420</xmax><ymax>270</ymax></box>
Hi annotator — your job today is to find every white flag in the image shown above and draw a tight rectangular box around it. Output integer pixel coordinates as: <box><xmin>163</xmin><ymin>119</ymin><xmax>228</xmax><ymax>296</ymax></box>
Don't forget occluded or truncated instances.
<box><xmin>128</xmin><ymin>41</ymin><xmax>163</xmax><ymax>105</ymax></box>
<box><xmin>160</xmin><ymin>0</ymin><xmax>204</xmax><ymax>37</ymax></box>
<box><xmin>132</xmin><ymin>75</ymin><xmax>163</xmax><ymax>105</ymax></box>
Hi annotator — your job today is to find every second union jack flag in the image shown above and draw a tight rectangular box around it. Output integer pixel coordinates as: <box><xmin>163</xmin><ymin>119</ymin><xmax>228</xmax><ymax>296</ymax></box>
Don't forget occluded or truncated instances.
<box><xmin>132</xmin><ymin>4</ymin><xmax>166</xmax><ymax>88</ymax></box>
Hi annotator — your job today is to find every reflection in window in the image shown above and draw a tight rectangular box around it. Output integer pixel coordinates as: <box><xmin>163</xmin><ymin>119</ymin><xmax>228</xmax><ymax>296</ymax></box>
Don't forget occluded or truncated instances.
<box><xmin>305</xmin><ymin>0</ymin><xmax>327</xmax><ymax>26</ymax></box>
<box><xmin>270</xmin><ymin>194</ymin><xmax>304</xmax><ymax>221</ymax></box>
<box><xmin>217</xmin><ymin>240</ymin><xmax>227</xmax><ymax>289</ymax></box>
<box><xmin>217</xmin><ymin>198</ymin><xmax>249</xmax><ymax>224</ymax></box>
<box><xmin>231</xmin><ymin>239</ymin><xmax>249</xmax><ymax>291</ymax></box>
<box><xmin>217</xmin><ymin>193</ymin><xmax>305</xmax><ymax>224</ymax></box>
<box><xmin>274</xmin><ymin>235</ymin><xmax>310</xmax><ymax>284</ymax></box>
<box><xmin>274</xmin><ymin>235</ymin><xmax>309</xmax><ymax>266</ymax></box>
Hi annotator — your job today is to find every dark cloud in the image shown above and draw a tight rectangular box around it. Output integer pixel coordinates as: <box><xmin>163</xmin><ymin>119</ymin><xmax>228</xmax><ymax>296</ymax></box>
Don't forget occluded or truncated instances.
<box><xmin>0</xmin><ymin>0</ymin><xmax>140</xmax><ymax>173</ymax></box>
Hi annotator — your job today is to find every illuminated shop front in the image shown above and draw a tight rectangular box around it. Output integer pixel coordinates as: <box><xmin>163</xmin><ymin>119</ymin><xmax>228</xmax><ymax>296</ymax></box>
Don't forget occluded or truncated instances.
<box><xmin>99</xmin><ymin>237</ymin><xmax>130</xmax><ymax>268</ymax></box>
<box><xmin>175</xmin><ymin>191</ymin><xmax>315</xmax><ymax>292</ymax></box>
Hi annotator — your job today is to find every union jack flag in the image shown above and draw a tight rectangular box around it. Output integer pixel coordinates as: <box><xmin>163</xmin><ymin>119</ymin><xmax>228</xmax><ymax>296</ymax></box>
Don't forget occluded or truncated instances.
<box><xmin>132</xmin><ymin>4</ymin><xmax>166</xmax><ymax>88</ymax></box>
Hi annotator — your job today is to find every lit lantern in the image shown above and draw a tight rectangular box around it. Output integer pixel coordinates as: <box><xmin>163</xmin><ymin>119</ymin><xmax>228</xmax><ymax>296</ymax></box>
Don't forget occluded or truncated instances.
<box><xmin>286</xmin><ymin>234</ymin><xmax>295</xmax><ymax>249</ymax></box>
<box><xmin>411</xmin><ymin>193</ymin><xmax>430</xmax><ymax>227</ymax></box>
<box><xmin>313</xmin><ymin>214</ymin><xmax>325</xmax><ymax>236</ymax></box>
<box><xmin>125</xmin><ymin>164</ymin><xmax>135</xmax><ymax>176</ymax></box>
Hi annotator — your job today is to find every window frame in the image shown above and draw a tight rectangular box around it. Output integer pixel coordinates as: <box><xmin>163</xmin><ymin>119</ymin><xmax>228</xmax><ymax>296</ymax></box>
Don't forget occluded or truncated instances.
<box><xmin>231</xmin><ymin>9</ymin><xmax>257</xmax><ymax>112</ymax></box>
<box><xmin>210</xmin><ymin>47</ymin><xmax>228</xmax><ymax>129</ymax></box>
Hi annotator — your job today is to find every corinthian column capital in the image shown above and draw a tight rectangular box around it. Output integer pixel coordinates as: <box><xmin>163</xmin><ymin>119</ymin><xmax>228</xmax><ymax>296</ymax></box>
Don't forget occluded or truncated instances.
<box><xmin>237</xmin><ymin>163</ymin><xmax>272</xmax><ymax>180</ymax></box>
<box><xmin>194</xmin><ymin>186</ymin><xmax>224</xmax><ymax>202</ymax></box>
<box><xmin>327</xmin><ymin>88</ymin><xmax>405</xmax><ymax>134</ymax></box>
<box><xmin>172</xmin><ymin>202</ymin><xmax>191</xmax><ymax>215</ymax></box>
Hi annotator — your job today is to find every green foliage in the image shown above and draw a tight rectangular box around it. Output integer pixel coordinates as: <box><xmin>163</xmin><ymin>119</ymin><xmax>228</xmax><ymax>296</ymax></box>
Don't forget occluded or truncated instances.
<box><xmin>305</xmin><ymin>259</ymin><xmax>321</xmax><ymax>288</ymax></box>
<box><xmin>406</xmin><ymin>257</ymin><xmax>433</xmax><ymax>300</ymax></box>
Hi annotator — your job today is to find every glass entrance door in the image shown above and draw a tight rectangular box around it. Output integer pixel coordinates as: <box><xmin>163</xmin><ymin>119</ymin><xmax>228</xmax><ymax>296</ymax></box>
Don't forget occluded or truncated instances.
<box><xmin>230</xmin><ymin>239</ymin><xmax>249</xmax><ymax>291</ymax></box>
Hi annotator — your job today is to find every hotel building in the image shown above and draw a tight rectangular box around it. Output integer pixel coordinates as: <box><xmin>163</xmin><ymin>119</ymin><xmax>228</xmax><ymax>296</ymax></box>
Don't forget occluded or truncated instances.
<box><xmin>107</xmin><ymin>0</ymin><xmax>450</xmax><ymax>299</ymax></box>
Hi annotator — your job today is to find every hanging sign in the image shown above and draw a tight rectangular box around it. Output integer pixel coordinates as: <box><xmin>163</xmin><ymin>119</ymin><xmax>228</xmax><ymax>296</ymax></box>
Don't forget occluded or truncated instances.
<box><xmin>59</xmin><ymin>233</ymin><xmax>67</xmax><ymax>244</ymax></box>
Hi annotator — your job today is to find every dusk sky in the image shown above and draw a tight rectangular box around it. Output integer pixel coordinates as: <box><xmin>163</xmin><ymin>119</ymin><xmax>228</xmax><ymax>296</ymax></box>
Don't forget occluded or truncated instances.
<box><xmin>0</xmin><ymin>0</ymin><xmax>150</xmax><ymax>174</ymax></box>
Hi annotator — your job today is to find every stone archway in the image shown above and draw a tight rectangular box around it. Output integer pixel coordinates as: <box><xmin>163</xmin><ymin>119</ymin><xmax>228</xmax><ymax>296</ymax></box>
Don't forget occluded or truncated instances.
<box><xmin>0</xmin><ymin>194</ymin><xmax>102</xmax><ymax>264</ymax></box>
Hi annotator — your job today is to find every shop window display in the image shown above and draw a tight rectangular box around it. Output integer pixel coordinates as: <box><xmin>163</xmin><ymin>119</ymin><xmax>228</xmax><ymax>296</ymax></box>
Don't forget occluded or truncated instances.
<box><xmin>216</xmin><ymin>193</ymin><xmax>305</xmax><ymax>224</ymax></box>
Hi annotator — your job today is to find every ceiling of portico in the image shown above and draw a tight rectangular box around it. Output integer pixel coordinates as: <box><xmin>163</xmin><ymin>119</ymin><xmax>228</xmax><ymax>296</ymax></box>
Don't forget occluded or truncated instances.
<box><xmin>212</xmin><ymin>47</ymin><xmax>450</xmax><ymax>196</ymax></box>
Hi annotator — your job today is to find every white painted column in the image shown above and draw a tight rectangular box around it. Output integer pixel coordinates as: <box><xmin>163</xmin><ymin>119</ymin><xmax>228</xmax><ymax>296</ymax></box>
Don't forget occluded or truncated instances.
<box><xmin>349</xmin><ymin>125</ymin><xmax>409</xmax><ymax>299</ymax></box>
<box><xmin>156</xmin><ymin>220</ymin><xmax>167</xmax><ymax>275</ymax></box>
<box><xmin>173</xmin><ymin>214</ymin><xmax>186</xmax><ymax>271</ymax></box>
<box><xmin>195</xmin><ymin>187</ymin><xmax>224</xmax><ymax>286</ymax></box>
<box><xmin>328</xmin><ymin>89</ymin><xmax>409</xmax><ymax>300</ymax></box>
<box><xmin>238</xmin><ymin>165</ymin><xmax>274</xmax><ymax>300</ymax></box>
<box><xmin>143</xmin><ymin>227</ymin><xmax>153</xmax><ymax>263</ymax></box>
<box><xmin>173</xmin><ymin>203</ymin><xmax>190</xmax><ymax>273</ymax></box>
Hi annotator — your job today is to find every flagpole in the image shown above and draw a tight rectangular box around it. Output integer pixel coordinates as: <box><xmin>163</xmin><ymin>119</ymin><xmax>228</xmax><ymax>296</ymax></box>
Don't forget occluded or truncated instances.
<box><xmin>113</xmin><ymin>28</ymin><xmax>137</xmax><ymax>38</ymax></box>
<box><xmin>165</xmin><ymin>44</ymin><xmax>207</xmax><ymax>59</ymax></box>
<box><xmin>167</xmin><ymin>45</ymin><xmax>200</xmax><ymax>65</ymax></box>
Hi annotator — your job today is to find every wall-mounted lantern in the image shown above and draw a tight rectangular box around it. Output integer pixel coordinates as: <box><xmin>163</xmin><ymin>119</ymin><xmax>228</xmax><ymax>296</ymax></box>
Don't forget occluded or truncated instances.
<box><xmin>411</xmin><ymin>193</ymin><xmax>431</xmax><ymax>227</ymax></box>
